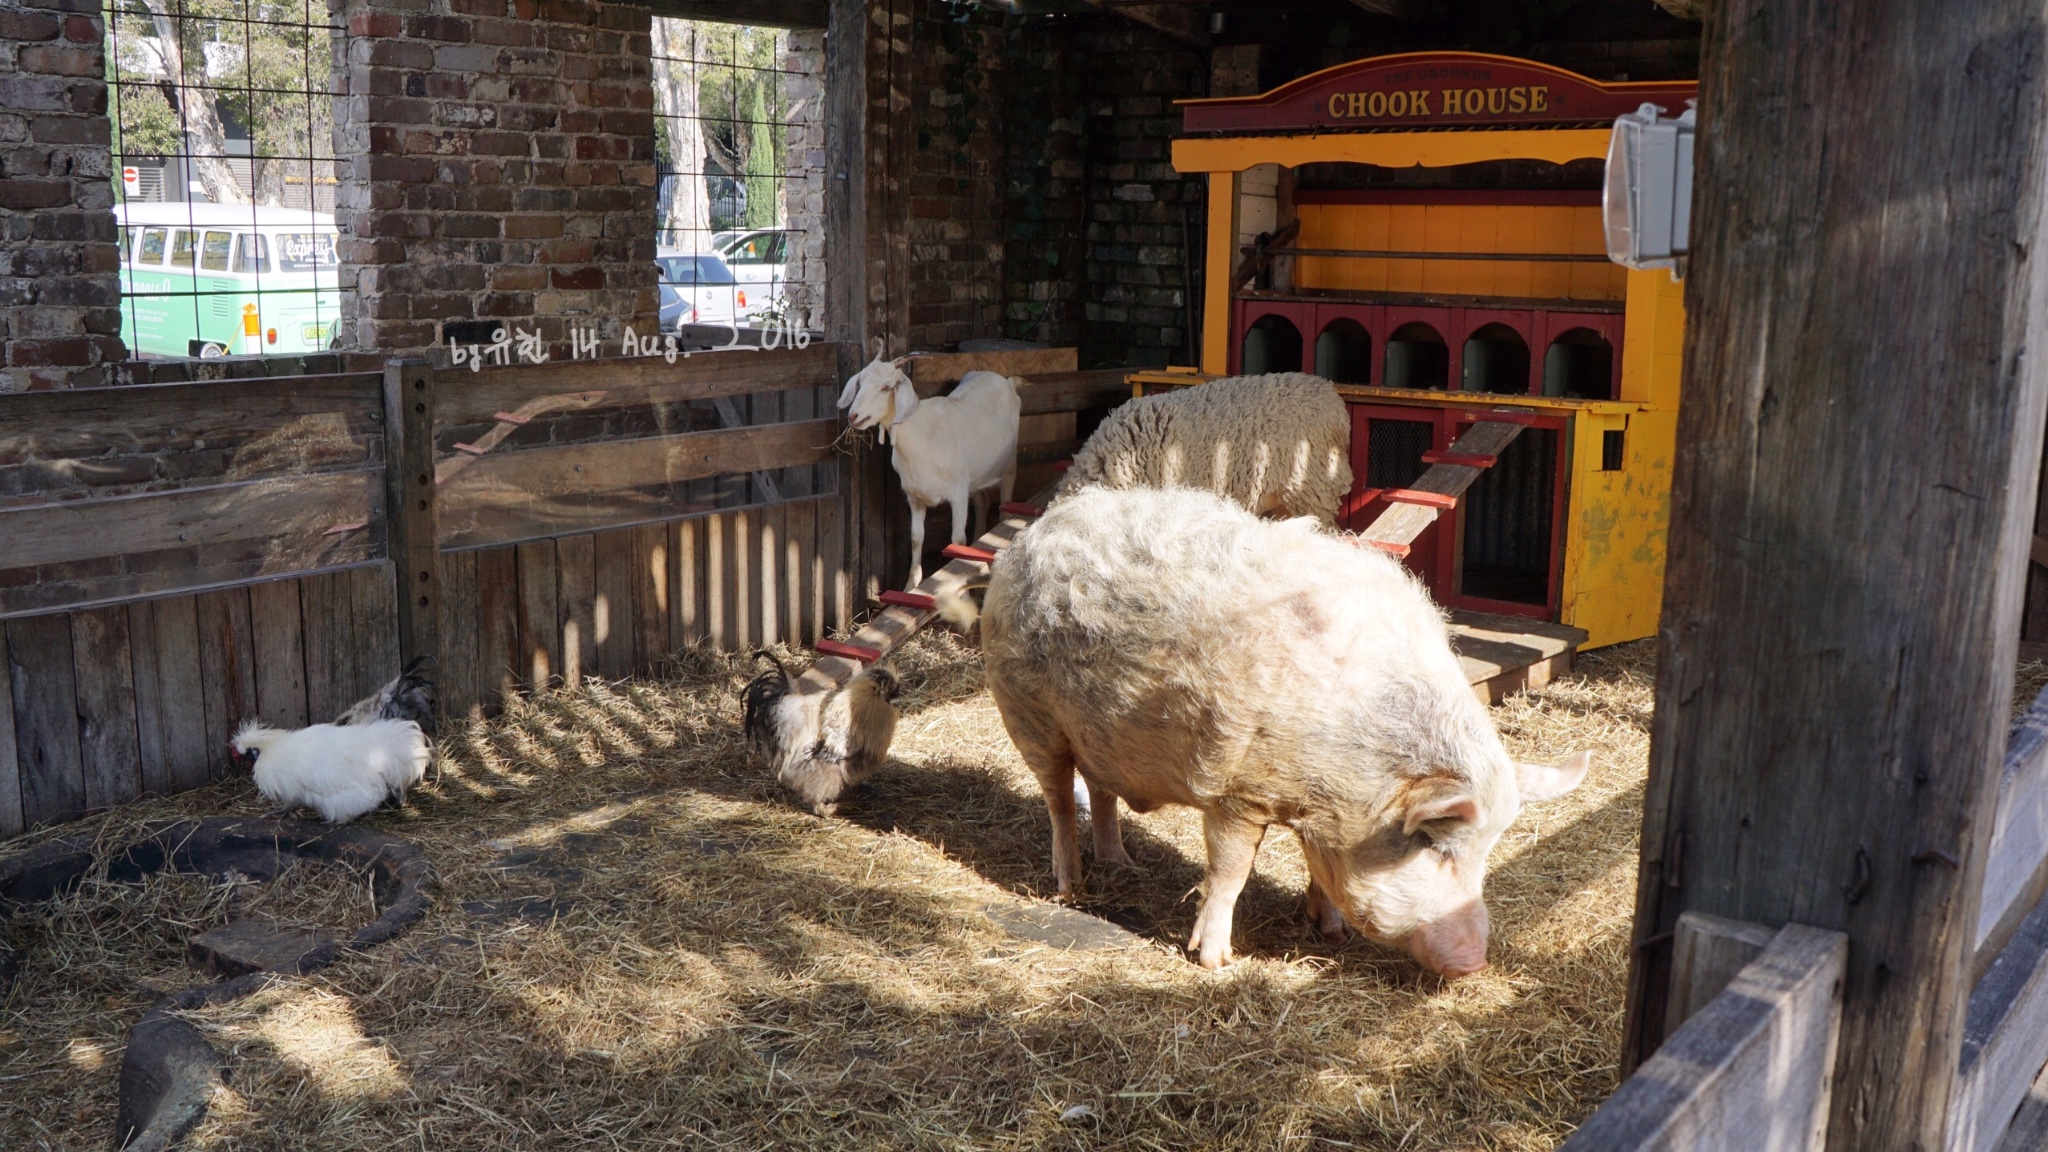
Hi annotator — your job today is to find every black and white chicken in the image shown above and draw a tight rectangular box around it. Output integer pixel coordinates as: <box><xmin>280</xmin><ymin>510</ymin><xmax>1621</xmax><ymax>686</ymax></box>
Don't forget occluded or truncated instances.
<box><xmin>742</xmin><ymin>652</ymin><xmax>900</xmax><ymax>816</ymax></box>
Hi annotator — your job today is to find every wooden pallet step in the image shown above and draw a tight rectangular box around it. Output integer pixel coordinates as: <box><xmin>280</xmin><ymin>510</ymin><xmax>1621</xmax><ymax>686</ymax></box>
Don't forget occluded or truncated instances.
<box><xmin>1000</xmin><ymin>501</ymin><xmax>1044</xmax><ymax>518</ymax></box>
<box><xmin>943</xmin><ymin>543</ymin><xmax>998</xmax><ymax>564</ymax></box>
<box><xmin>815</xmin><ymin>638</ymin><xmax>882</xmax><ymax>663</ymax></box>
<box><xmin>1421</xmin><ymin>450</ymin><xmax>1498</xmax><ymax>468</ymax></box>
<box><xmin>879</xmin><ymin>590</ymin><xmax>936</xmax><ymax>610</ymax></box>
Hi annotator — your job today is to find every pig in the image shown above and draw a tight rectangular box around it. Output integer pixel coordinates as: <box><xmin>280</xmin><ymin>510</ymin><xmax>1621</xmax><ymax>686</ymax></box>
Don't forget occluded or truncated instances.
<box><xmin>943</xmin><ymin>486</ymin><xmax>1588</xmax><ymax>976</ymax></box>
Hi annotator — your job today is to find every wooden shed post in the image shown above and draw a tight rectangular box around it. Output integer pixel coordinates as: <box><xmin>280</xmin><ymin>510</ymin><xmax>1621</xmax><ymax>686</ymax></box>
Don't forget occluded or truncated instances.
<box><xmin>1621</xmin><ymin>2</ymin><xmax>2048</xmax><ymax>1148</ymax></box>
<box><xmin>382</xmin><ymin>358</ymin><xmax>440</xmax><ymax>679</ymax></box>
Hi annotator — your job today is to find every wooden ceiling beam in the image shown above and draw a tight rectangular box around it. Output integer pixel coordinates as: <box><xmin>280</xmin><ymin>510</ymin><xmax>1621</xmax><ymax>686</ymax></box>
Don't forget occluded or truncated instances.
<box><xmin>1084</xmin><ymin>0</ymin><xmax>1211</xmax><ymax>49</ymax></box>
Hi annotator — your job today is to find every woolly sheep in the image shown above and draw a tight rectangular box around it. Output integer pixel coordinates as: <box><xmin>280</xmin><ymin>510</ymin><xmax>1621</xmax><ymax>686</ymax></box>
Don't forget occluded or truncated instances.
<box><xmin>943</xmin><ymin>486</ymin><xmax>1587</xmax><ymax>975</ymax></box>
<box><xmin>838</xmin><ymin>343</ymin><xmax>1021</xmax><ymax>589</ymax></box>
<box><xmin>1060</xmin><ymin>372</ymin><xmax>1351</xmax><ymax>525</ymax></box>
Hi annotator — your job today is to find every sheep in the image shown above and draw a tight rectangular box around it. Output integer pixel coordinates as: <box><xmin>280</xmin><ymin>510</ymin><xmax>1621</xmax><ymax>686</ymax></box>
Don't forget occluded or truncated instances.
<box><xmin>1059</xmin><ymin>372</ymin><xmax>1351</xmax><ymax>525</ymax></box>
<box><xmin>230</xmin><ymin>718</ymin><xmax>432</xmax><ymax>825</ymax></box>
<box><xmin>940</xmin><ymin>486</ymin><xmax>1587</xmax><ymax>975</ymax></box>
<box><xmin>742</xmin><ymin>652</ymin><xmax>902</xmax><ymax>816</ymax></box>
<box><xmin>837</xmin><ymin>342</ymin><xmax>1021</xmax><ymax>589</ymax></box>
<box><xmin>336</xmin><ymin>655</ymin><xmax>437</xmax><ymax>737</ymax></box>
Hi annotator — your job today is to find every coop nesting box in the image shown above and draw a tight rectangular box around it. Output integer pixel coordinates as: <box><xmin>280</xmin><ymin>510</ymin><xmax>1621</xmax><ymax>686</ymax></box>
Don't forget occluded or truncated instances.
<box><xmin>1150</xmin><ymin>52</ymin><xmax>1695</xmax><ymax>649</ymax></box>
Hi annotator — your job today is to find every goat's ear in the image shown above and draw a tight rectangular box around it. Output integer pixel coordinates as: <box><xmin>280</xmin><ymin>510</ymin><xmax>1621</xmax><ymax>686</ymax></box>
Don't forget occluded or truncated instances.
<box><xmin>889</xmin><ymin>373</ymin><xmax>920</xmax><ymax>424</ymax></box>
<box><xmin>836</xmin><ymin>369</ymin><xmax>863</xmax><ymax>410</ymax></box>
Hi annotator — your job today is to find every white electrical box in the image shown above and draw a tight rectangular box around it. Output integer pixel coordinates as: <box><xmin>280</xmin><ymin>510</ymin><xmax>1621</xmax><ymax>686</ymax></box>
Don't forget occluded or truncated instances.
<box><xmin>1603</xmin><ymin>102</ymin><xmax>1695</xmax><ymax>273</ymax></box>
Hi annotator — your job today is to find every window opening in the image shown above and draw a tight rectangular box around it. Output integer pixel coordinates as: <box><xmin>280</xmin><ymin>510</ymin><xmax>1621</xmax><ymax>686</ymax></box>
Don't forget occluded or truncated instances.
<box><xmin>652</xmin><ymin>18</ymin><xmax>824</xmax><ymax>335</ymax></box>
<box><xmin>1543</xmin><ymin>328</ymin><xmax>1617</xmax><ymax>400</ymax></box>
<box><xmin>108</xmin><ymin>0</ymin><xmax>345</xmax><ymax>359</ymax></box>
<box><xmin>1461</xmin><ymin>427</ymin><xmax>1558</xmax><ymax>606</ymax></box>
<box><xmin>1602</xmin><ymin>429</ymin><xmax>1626</xmax><ymax>471</ymax></box>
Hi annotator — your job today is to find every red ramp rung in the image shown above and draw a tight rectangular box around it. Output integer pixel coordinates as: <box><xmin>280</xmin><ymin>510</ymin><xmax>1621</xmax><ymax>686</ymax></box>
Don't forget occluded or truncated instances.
<box><xmin>880</xmin><ymin>590</ymin><xmax>936</xmax><ymax>611</ymax></box>
<box><xmin>999</xmin><ymin>501</ymin><xmax>1043</xmax><ymax>518</ymax></box>
<box><xmin>816</xmin><ymin>639</ymin><xmax>883</xmax><ymax>663</ymax></box>
<box><xmin>1383</xmin><ymin>488</ymin><xmax>1458</xmax><ymax>511</ymax></box>
<box><xmin>1421</xmin><ymin>450</ymin><xmax>1497</xmax><ymax>468</ymax></box>
<box><xmin>943</xmin><ymin>543</ymin><xmax>997</xmax><ymax>564</ymax></box>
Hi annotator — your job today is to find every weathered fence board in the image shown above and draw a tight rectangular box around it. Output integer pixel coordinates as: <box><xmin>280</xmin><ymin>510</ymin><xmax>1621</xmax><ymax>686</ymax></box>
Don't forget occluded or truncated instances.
<box><xmin>516</xmin><ymin>540</ymin><xmax>560</xmax><ymax>690</ymax></box>
<box><xmin>476</xmin><ymin>546</ymin><xmax>521</xmax><ymax>709</ymax></box>
<box><xmin>1949</xmin><ymin>883</ymin><xmax>2048</xmax><ymax>1152</ymax></box>
<box><xmin>0</xmin><ymin>647</ymin><xmax>18</xmax><ymax>838</ymax></box>
<box><xmin>557</xmin><ymin>533</ymin><xmax>597</xmax><ymax>686</ymax></box>
<box><xmin>631</xmin><ymin>522</ymin><xmax>668</xmax><ymax>672</ymax></box>
<box><xmin>1564</xmin><ymin>924</ymin><xmax>1848</xmax><ymax>1152</ymax></box>
<box><xmin>435</xmin><ymin>419</ymin><xmax>839</xmax><ymax>549</ymax></box>
<box><xmin>248</xmin><ymin>579</ymin><xmax>309</xmax><ymax>730</ymax></box>
<box><xmin>9</xmin><ymin>613</ymin><xmax>84</xmax><ymax>826</ymax></box>
<box><xmin>139</xmin><ymin>595</ymin><xmax>209</xmax><ymax>794</ymax></box>
<box><xmin>438</xmin><ymin>549</ymin><xmax>482</xmax><ymax>720</ymax></box>
<box><xmin>71</xmin><ymin>606</ymin><xmax>141</xmax><ymax>812</ymax></box>
<box><xmin>196</xmin><ymin>587</ymin><xmax>257</xmax><ymax>777</ymax></box>
<box><xmin>1667</xmin><ymin>911</ymin><xmax>1778</xmax><ymax>1036</ymax></box>
<box><xmin>435</xmin><ymin>344</ymin><xmax>838</xmax><ymax>426</ymax></box>
<box><xmin>0</xmin><ymin>468</ymin><xmax>385</xmax><ymax>618</ymax></box>
<box><xmin>592</xmin><ymin>527</ymin><xmax>636</xmax><ymax>681</ymax></box>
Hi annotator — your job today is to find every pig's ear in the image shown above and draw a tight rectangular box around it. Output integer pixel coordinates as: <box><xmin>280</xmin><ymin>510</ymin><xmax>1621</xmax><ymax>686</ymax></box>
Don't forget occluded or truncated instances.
<box><xmin>1403</xmin><ymin>779</ymin><xmax>1481</xmax><ymax>837</ymax></box>
<box><xmin>1517</xmin><ymin>751</ymin><xmax>1591</xmax><ymax>803</ymax></box>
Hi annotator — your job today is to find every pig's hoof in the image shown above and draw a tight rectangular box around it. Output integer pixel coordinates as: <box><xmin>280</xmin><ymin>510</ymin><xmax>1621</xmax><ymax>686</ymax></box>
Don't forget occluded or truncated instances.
<box><xmin>1097</xmin><ymin>845</ymin><xmax>1135</xmax><ymax>869</ymax></box>
<box><xmin>1188</xmin><ymin>928</ymin><xmax>1233</xmax><ymax>969</ymax></box>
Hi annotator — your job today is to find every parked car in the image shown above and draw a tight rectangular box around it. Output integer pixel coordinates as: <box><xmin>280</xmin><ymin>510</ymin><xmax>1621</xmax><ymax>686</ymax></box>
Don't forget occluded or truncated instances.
<box><xmin>715</xmin><ymin>229</ymin><xmax>793</xmax><ymax>323</ymax></box>
<box><xmin>656</xmin><ymin>252</ymin><xmax>740</xmax><ymax>331</ymax></box>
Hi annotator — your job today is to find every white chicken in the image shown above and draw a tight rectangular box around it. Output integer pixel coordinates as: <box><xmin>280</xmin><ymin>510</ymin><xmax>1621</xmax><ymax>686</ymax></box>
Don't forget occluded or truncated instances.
<box><xmin>231</xmin><ymin>717</ymin><xmax>431</xmax><ymax>824</ymax></box>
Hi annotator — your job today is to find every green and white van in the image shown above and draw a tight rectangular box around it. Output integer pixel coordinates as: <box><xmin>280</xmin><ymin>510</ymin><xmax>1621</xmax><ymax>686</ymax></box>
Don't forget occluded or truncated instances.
<box><xmin>115</xmin><ymin>203</ymin><xmax>343</xmax><ymax>358</ymax></box>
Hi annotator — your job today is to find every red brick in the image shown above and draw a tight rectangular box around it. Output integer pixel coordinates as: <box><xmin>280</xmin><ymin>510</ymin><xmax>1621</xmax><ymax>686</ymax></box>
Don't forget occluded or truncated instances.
<box><xmin>549</xmin><ymin>267</ymin><xmax>603</xmax><ymax>291</ymax></box>
<box><xmin>62</xmin><ymin>14</ymin><xmax>98</xmax><ymax>43</ymax></box>
<box><xmin>0</xmin><ymin>178</ymin><xmax>72</xmax><ymax>210</ymax></box>
<box><xmin>407</xmin><ymin>14</ymin><xmax>471</xmax><ymax>41</ymax></box>
<box><xmin>0</xmin><ymin>11</ymin><xmax>59</xmax><ymax>40</ymax></box>
<box><xmin>18</xmin><ymin>45</ymin><xmax>100</xmax><ymax>78</ymax></box>
<box><xmin>491</xmin><ymin>265</ymin><xmax>548</xmax><ymax>290</ymax></box>
<box><xmin>6</xmin><ymin>337</ymin><xmax>92</xmax><ymax>366</ymax></box>
<box><xmin>349</xmin><ymin>11</ymin><xmax>402</xmax><ymax>37</ymax></box>
<box><xmin>504</xmin><ymin>216</ymin><xmax>563</xmax><ymax>239</ymax></box>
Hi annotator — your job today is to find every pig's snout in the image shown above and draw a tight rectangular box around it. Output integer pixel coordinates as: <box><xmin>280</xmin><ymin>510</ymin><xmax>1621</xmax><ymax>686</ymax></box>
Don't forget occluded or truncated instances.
<box><xmin>1403</xmin><ymin>900</ymin><xmax>1490</xmax><ymax>978</ymax></box>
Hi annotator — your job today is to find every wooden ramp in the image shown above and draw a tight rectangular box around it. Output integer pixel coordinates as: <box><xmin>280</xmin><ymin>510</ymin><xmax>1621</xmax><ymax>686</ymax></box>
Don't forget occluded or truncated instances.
<box><xmin>799</xmin><ymin>477</ymin><xmax>1586</xmax><ymax>704</ymax></box>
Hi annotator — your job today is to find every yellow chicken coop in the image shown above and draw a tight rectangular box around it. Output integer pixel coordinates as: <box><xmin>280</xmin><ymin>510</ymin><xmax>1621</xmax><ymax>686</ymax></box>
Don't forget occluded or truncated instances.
<box><xmin>1141</xmin><ymin>51</ymin><xmax>1694</xmax><ymax>649</ymax></box>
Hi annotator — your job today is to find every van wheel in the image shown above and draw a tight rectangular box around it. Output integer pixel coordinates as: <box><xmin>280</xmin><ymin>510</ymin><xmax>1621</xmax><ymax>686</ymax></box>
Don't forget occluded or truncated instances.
<box><xmin>197</xmin><ymin>342</ymin><xmax>226</xmax><ymax>359</ymax></box>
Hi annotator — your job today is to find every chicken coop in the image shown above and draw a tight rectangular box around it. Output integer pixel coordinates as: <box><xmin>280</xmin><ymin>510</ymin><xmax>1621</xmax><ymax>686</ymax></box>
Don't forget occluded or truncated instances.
<box><xmin>1142</xmin><ymin>52</ymin><xmax>1695</xmax><ymax>649</ymax></box>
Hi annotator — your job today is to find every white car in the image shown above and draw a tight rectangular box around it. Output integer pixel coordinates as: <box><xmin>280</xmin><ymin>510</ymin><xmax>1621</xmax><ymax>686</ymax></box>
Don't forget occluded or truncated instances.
<box><xmin>715</xmin><ymin>230</ymin><xmax>792</xmax><ymax>323</ymax></box>
<box><xmin>656</xmin><ymin>252</ymin><xmax>741</xmax><ymax>331</ymax></box>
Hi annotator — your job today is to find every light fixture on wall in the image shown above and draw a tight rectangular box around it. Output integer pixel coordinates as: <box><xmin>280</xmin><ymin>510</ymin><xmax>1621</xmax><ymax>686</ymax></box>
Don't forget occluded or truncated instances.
<box><xmin>1603</xmin><ymin>102</ymin><xmax>1695</xmax><ymax>277</ymax></box>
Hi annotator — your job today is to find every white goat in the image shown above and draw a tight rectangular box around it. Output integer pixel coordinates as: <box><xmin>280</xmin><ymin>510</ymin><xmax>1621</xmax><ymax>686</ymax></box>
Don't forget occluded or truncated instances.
<box><xmin>230</xmin><ymin>718</ymin><xmax>431</xmax><ymax>825</ymax></box>
<box><xmin>837</xmin><ymin>344</ymin><xmax>1021</xmax><ymax>589</ymax></box>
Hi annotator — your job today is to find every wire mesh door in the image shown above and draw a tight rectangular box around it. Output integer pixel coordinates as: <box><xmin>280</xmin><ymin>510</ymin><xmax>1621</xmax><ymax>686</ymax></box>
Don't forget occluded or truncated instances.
<box><xmin>106</xmin><ymin>0</ymin><xmax>345</xmax><ymax>360</ymax></box>
<box><xmin>650</xmin><ymin>19</ymin><xmax>821</xmax><ymax>338</ymax></box>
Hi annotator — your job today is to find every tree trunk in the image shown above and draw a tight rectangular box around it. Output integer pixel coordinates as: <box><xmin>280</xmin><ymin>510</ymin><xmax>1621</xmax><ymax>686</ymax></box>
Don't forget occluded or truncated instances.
<box><xmin>652</xmin><ymin>19</ymin><xmax>710</xmax><ymax>250</ymax></box>
<box><xmin>1622</xmin><ymin>2</ymin><xmax>2048</xmax><ymax>1149</ymax></box>
<box><xmin>142</xmin><ymin>0</ymin><xmax>248</xmax><ymax>206</ymax></box>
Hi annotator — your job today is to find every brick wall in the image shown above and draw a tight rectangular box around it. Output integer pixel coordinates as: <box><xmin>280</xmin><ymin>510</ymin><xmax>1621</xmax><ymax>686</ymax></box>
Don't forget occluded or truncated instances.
<box><xmin>782</xmin><ymin>29</ymin><xmax>827</xmax><ymax>332</ymax></box>
<box><xmin>1000</xmin><ymin>21</ymin><xmax>1086</xmax><ymax>349</ymax></box>
<box><xmin>0</xmin><ymin>0</ymin><xmax>120</xmax><ymax>391</ymax></box>
<box><xmin>1076</xmin><ymin>23</ymin><xmax>1206</xmax><ymax>370</ymax></box>
<box><xmin>330</xmin><ymin>0</ymin><xmax>658</xmax><ymax>360</ymax></box>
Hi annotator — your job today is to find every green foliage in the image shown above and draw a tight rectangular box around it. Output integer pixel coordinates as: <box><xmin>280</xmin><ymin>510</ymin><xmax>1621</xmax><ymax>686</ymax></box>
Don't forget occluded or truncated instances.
<box><xmin>742</xmin><ymin>81</ymin><xmax>778</xmax><ymax>230</ymax></box>
<box><xmin>105</xmin><ymin>0</ymin><xmax>333</xmax><ymax>197</ymax></box>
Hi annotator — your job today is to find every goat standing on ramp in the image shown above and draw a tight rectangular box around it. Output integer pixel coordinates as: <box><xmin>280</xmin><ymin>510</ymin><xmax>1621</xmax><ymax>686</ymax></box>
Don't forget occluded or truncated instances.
<box><xmin>838</xmin><ymin>342</ymin><xmax>1021</xmax><ymax>588</ymax></box>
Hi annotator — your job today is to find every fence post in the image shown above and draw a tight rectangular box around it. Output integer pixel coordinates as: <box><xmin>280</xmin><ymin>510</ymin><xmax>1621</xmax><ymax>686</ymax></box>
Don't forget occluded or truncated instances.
<box><xmin>383</xmin><ymin>358</ymin><xmax>440</xmax><ymax>681</ymax></box>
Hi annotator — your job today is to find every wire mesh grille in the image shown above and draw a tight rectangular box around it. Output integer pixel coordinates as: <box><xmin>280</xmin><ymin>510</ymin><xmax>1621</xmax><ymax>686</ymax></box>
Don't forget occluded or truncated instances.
<box><xmin>650</xmin><ymin>19</ymin><xmax>821</xmax><ymax>335</ymax></box>
<box><xmin>106</xmin><ymin>0</ymin><xmax>345</xmax><ymax>360</ymax></box>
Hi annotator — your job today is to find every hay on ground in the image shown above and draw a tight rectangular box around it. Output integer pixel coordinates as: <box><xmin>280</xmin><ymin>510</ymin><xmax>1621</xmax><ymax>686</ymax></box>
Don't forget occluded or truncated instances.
<box><xmin>8</xmin><ymin>634</ymin><xmax>1656</xmax><ymax>1151</ymax></box>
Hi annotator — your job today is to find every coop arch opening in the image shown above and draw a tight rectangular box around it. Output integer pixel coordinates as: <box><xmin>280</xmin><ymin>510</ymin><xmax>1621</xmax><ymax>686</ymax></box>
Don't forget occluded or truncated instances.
<box><xmin>1314</xmin><ymin>319</ymin><xmax>1372</xmax><ymax>384</ymax></box>
<box><xmin>1383</xmin><ymin>323</ymin><xmax>1448</xmax><ymax>390</ymax></box>
<box><xmin>1462</xmin><ymin>324</ymin><xmax>1531</xmax><ymax>394</ymax></box>
<box><xmin>1542</xmin><ymin>328</ymin><xmax>1616</xmax><ymax>400</ymax></box>
<box><xmin>1242</xmin><ymin>314</ymin><xmax>1304</xmax><ymax>374</ymax></box>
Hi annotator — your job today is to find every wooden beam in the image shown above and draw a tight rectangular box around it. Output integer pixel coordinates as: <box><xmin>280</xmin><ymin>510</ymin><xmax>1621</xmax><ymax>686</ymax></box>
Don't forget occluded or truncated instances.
<box><xmin>384</xmin><ymin>359</ymin><xmax>439</xmax><ymax>678</ymax></box>
<box><xmin>1565</xmin><ymin>923</ymin><xmax>1847</xmax><ymax>1152</ymax></box>
<box><xmin>634</xmin><ymin>0</ymin><xmax>826</xmax><ymax>29</ymax></box>
<box><xmin>1084</xmin><ymin>0</ymin><xmax>1209</xmax><ymax>49</ymax></box>
<box><xmin>1666</xmin><ymin>912</ymin><xmax>1777</xmax><ymax>1034</ymax></box>
<box><xmin>436</xmin><ymin>419</ymin><xmax>840</xmax><ymax>549</ymax></box>
<box><xmin>1621</xmin><ymin>5</ymin><xmax>2048</xmax><ymax>1151</ymax></box>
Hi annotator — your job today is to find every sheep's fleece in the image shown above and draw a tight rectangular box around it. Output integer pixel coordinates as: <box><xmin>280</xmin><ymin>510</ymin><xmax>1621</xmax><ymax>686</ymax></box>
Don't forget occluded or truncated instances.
<box><xmin>1060</xmin><ymin>372</ymin><xmax>1351</xmax><ymax>524</ymax></box>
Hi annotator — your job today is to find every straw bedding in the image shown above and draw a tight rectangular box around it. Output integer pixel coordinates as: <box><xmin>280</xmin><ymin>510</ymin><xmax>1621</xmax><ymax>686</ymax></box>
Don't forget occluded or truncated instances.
<box><xmin>0</xmin><ymin>633</ymin><xmax>1670</xmax><ymax>1151</ymax></box>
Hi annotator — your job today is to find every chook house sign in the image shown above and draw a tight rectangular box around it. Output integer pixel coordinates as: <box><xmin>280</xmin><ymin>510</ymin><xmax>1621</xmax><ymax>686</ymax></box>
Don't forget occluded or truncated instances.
<box><xmin>1179</xmin><ymin>52</ymin><xmax>1695</xmax><ymax>135</ymax></box>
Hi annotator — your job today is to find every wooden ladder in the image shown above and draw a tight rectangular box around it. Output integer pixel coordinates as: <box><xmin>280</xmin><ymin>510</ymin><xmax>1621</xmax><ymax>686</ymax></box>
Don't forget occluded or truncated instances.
<box><xmin>1348</xmin><ymin>414</ymin><xmax>1528</xmax><ymax>556</ymax></box>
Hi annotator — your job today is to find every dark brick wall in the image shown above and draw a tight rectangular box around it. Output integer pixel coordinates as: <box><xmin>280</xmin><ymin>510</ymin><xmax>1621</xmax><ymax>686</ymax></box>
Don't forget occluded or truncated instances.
<box><xmin>330</xmin><ymin>0</ymin><xmax>658</xmax><ymax>359</ymax></box>
<box><xmin>900</xmin><ymin>8</ymin><xmax>1006</xmax><ymax>350</ymax></box>
<box><xmin>0</xmin><ymin>0</ymin><xmax>121</xmax><ymax>391</ymax></box>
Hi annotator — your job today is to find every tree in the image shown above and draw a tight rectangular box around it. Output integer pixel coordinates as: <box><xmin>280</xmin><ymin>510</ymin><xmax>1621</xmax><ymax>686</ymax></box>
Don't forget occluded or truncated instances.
<box><xmin>652</xmin><ymin>18</ymin><xmax>710</xmax><ymax>249</ymax></box>
<box><xmin>107</xmin><ymin>0</ymin><xmax>335</xmax><ymax>208</ymax></box>
<box><xmin>742</xmin><ymin>78</ymin><xmax>778</xmax><ymax>230</ymax></box>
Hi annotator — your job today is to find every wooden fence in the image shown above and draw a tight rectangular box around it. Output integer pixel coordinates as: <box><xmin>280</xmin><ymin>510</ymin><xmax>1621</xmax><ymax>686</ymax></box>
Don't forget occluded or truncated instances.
<box><xmin>1562</xmin><ymin>680</ymin><xmax>2048</xmax><ymax>1152</ymax></box>
<box><xmin>0</xmin><ymin>345</ymin><xmax>1134</xmax><ymax>842</ymax></box>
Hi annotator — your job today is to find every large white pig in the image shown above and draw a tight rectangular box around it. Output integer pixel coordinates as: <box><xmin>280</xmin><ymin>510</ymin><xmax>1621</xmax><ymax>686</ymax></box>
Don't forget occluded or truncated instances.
<box><xmin>950</xmin><ymin>486</ymin><xmax>1587</xmax><ymax>976</ymax></box>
